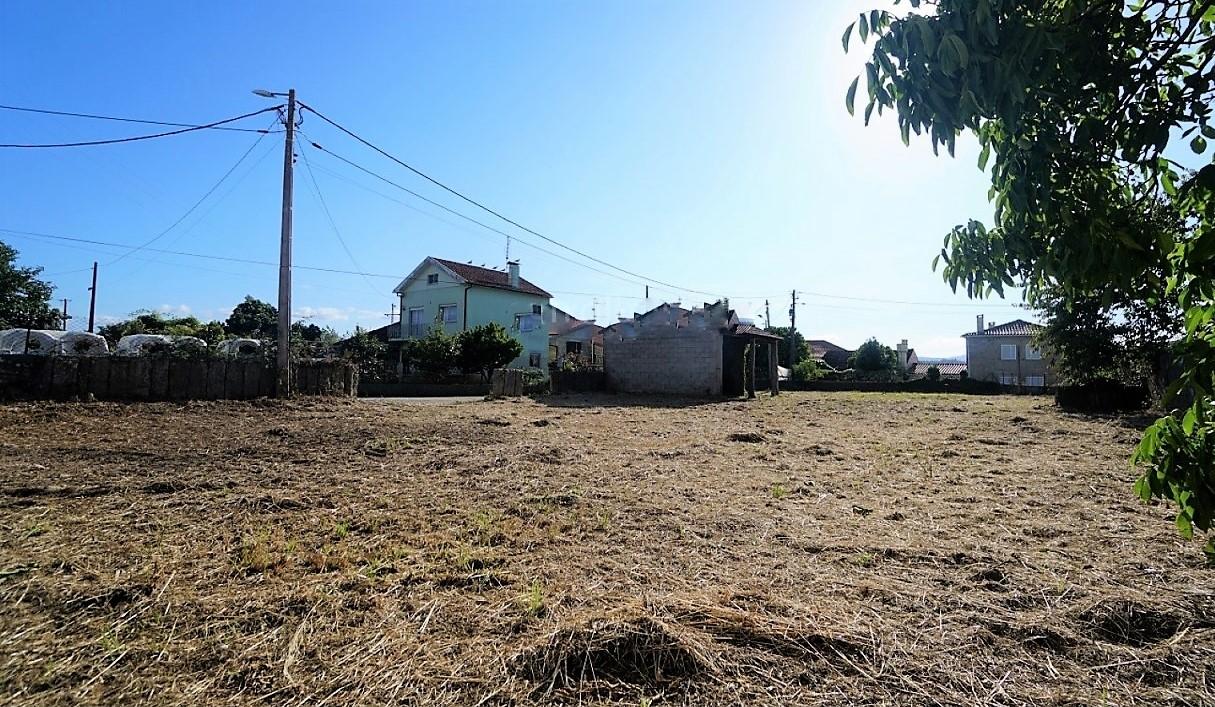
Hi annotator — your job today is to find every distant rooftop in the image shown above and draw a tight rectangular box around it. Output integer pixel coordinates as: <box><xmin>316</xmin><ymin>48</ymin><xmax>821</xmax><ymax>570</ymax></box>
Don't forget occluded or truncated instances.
<box><xmin>963</xmin><ymin>319</ymin><xmax>1043</xmax><ymax>337</ymax></box>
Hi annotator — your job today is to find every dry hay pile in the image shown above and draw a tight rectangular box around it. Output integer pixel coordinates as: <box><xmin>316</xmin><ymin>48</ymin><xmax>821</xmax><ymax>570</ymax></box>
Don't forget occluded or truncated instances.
<box><xmin>0</xmin><ymin>393</ymin><xmax>1213</xmax><ymax>705</ymax></box>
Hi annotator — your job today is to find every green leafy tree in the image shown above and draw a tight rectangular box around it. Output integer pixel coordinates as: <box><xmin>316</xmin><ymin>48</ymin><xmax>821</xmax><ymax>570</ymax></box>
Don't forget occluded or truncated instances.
<box><xmin>407</xmin><ymin>329</ymin><xmax>458</xmax><ymax>380</ymax></box>
<box><xmin>925</xmin><ymin>365</ymin><xmax>941</xmax><ymax>382</ymax></box>
<box><xmin>340</xmin><ymin>326</ymin><xmax>388</xmax><ymax>375</ymax></box>
<box><xmin>849</xmin><ymin>337</ymin><xmax>898</xmax><ymax>372</ymax></box>
<box><xmin>456</xmin><ymin>323</ymin><xmax>523</xmax><ymax>380</ymax></box>
<box><xmin>1035</xmin><ymin>281</ymin><xmax>1180</xmax><ymax>391</ymax></box>
<box><xmin>225</xmin><ymin>296</ymin><xmax>278</xmax><ymax>339</ymax></box>
<box><xmin>0</xmin><ymin>241</ymin><xmax>60</xmax><ymax>330</ymax></box>
<box><xmin>766</xmin><ymin>326</ymin><xmax>809</xmax><ymax>365</ymax></box>
<box><xmin>847</xmin><ymin>0</ymin><xmax>1215</xmax><ymax>554</ymax></box>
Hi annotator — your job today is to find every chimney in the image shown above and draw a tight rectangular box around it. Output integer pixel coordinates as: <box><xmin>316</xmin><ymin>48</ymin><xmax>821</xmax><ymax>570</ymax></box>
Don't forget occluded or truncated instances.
<box><xmin>897</xmin><ymin>339</ymin><xmax>909</xmax><ymax>370</ymax></box>
<box><xmin>976</xmin><ymin>314</ymin><xmax>984</xmax><ymax>334</ymax></box>
<box><xmin>507</xmin><ymin>260</ymin><xmax>520</xmax><ymax>289</ymax></box>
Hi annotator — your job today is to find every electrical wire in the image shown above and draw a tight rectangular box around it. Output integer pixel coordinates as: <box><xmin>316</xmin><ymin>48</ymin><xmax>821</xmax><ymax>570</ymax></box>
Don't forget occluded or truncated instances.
<box><xmin>107</xmin><ymin>115</ymin><xmax>280</xmax><ymax>266</ymax></box>
<box><xmin>296</xmin><ymin>141</ymin><xmax>381</xmax><ymax>295</ymax></box>
<box><xmin>0</xmin><ymin>106</ymin><xmax>283</xmax><ymax>148</ymax></box>
<box><xmin>797</xmin><ymin>289</ymin><xmax>1023</xmax><ymax>309</ymax></box>
<box><xmin>0</xmin><ymin>103</ymin><xmax>278</xmax><ymax>133</ymax></box>
<box><xmin>299</xmin><ymin>102</ymin><xmax>726</xmax><ymax>298</ymax></box>
<box><xmin>0</xmin><ymin>227</ymin><xmax>399</xmax><ymax>278</ymax></box>
<box><xmin>300</xmin><ymin>135</ymin><xmax>684</xmax><ymax>296</ymax></box>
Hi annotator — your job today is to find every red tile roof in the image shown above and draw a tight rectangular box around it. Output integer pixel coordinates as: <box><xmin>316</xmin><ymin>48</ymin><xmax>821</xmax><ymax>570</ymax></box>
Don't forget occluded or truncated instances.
<box><xmin>433</xmin><ymin>258</ymin><xmax>552</xmax><ymax>298</ymax></box>
<box><xmin>962</xmin><ymin>319</ymin><xmax>1043</xmax><ymax>337</ymax></box>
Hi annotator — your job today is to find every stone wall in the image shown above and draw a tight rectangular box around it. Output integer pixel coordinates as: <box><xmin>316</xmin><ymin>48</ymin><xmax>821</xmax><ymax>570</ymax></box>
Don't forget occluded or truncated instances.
<box><xmin>0</xmin><ymin>355</ymin><xmax>356</xmax><ymax>401</ymax></box>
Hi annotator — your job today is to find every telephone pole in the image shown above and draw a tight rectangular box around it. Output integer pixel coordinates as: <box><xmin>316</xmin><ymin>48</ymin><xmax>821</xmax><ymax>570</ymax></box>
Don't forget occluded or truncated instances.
<box><xmin>787</xmin><ymin>290</ymin><xmax>799</xmax><ymax>368</ymax></box>
<box><xmin>87</xmin><ymin>261</ymin><xmax>97</xmax><ymax>333</ymax></box>
<box><xmin>60</xmin><ymin>299</ymin><xmax>71</xmax><ymax>330</ymax></box>
<box><xmin>255</xmin><ymin>88</ymin><xmax>296</xmax><ymax>397</ymax></box>
<box><xmin>764</xmin><ymin>299</ymin><xmax>771</xmax><ymax>329</ymax></box>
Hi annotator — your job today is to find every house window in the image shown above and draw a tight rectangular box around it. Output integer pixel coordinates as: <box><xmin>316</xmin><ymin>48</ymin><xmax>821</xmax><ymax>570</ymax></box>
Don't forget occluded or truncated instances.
<box><xmin>531</xmin><ymin>304</ymin><xmax>543</xmax><ymax>315</ymax></box>
<box><xmin>439</xmin><ymin>304</ymin><xmax>458</xmax><ymax>324</ymax></box>
<box><xmin>566</xmin><ymin>341</ymin><xmax>583</xmax><ymax>355</ymax></box>
<box><xmin>1000</xmin><ymin>344</ymin><xmax>1017</xmax><ymax>360</ymax></box>
<box><xmin>999</xmin><ymin>373</ymin><xmax>1017</xmax><ymax>386</ymax></box>
<box><xmin>1025</xmin><ymin>345</ymin><xmax>1042</xmax><ymax>360</ymax></box>
<box><xmin>407</xmin><ymin>308</ymin><xmax>425</xmax><ymax>338</ymax></box>
<box><xmin>529</xmin><ymin>352</ymin><xmax>541</xmax><ymax>367</ymax></box>
<box><xmin>516</xmin><ymin>313</ymin><xmax>541</xmax><ymax>332</ymax></box>
<box><xmin>1025</xmin><ymin>375</ymin><xmax>1045</xmax><ymax>388</ymax></box>
<box><xmin>427</xmin><ymin>273</ymin><xmax>439</xmax><ymax>285</ymax></box>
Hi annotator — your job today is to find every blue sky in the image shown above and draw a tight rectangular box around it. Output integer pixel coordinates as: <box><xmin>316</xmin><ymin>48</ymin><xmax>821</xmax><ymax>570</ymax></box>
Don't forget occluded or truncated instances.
<box><xmin>0</xmin><ymin>0</ymin><xmax>1027</xmax><ymax>357</ymax></box>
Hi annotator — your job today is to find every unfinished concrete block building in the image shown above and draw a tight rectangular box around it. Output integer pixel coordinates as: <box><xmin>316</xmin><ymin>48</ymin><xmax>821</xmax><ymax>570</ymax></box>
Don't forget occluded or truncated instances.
<box><xmin>602</xmin><ymin>301</ymin><xmax>780</xmax><ymax>397</ymax></box>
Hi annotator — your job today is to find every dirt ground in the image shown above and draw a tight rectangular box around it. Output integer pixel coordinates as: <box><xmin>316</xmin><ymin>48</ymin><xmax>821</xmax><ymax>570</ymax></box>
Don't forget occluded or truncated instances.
<box><xmin>0</xmin><ymin>392</ymin><xmax>1212</xmax><ymax>706</ymax></box>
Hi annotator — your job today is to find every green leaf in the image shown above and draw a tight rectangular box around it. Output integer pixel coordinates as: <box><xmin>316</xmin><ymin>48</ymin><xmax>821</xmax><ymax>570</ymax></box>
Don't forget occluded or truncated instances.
<box><xmin>859</xmin><ymin>13</ymin><xmax>869</xmax><ymax>43</ymax></box>
<box><xmin>846</xmin><ymin>76</ymin><xmax>859</xmax><ymax>115</ymax></box>
<box><xmin>1192</xmin><ymin>135</ymin><xmax>1208</xmax><ymax>154</ymax></box>
<box><xmin>842</xmin><ymin>21</ymin><xmax>855</xmax><ymax>52</ymax></box>
<box><xmin>1177</xmin><ymin>511</ymin><xmax>1194</xmax><ymax>539</ymax></box>
<box><xmin>978</xmin><ymin>142</ymin><xmax>992</xmax><ymax>170</ymax></box>
<box><xmin>1203</xmin><ymin>125</ymin><xmax>1215</xmax><ymax>140</ymax></box>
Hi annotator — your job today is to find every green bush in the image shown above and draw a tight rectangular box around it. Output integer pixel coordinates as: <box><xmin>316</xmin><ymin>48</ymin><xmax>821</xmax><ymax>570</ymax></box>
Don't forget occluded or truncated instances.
<box><xmin>456</xmin><ymin>323</ymin><xmax>523</xmax><ymax>381</ymax></box>
<box><xmin>408</xmin><ymin>329</ymin><xmax>458</xmax><ymax>380</ymax></box>
<box><xmin>925</xmin><ymin>365</ymin><xmax>941</xmax><ymax>381</ymax></box>
<box><xmin>791</xmin><ymin>359</ymin><xmax>823</xmax><ymax>382</ymax></box>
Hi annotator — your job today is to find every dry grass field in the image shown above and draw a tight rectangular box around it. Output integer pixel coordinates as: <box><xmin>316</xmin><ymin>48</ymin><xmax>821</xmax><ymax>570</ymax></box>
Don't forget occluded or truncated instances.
<box><xmin>1</xmin><ymin>392</ymin><xmax>1212</xmax><ymax>706</ymax></box>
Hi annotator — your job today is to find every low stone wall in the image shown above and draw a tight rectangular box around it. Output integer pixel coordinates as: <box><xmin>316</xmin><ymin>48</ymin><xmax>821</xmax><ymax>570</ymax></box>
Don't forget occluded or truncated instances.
<box><xmin>0</xmin><ymin>355</ymin><xmax>356</xmax><ymax>401</ymax></box>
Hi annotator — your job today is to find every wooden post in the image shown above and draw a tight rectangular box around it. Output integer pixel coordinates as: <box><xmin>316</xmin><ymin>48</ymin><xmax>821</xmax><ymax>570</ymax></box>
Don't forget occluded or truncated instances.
<box><xmin>746</xmin><ymin>341</ymin><xmax>756</xmax><ymax>399</ymax></box>
<box><xmin>769</xmin><ymin>341</ymin><xmax>780</xmax><ymax>396</ymax></box>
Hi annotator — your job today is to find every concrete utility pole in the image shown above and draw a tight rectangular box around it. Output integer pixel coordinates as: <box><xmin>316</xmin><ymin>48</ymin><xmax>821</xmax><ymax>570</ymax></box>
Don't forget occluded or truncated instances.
<box><xmin>255</xmin><ymin>88</ymin><xmax>296</xmax><ymax>397</ymax></box>
<box><xmin>787</xmin><ymin>290</ymin><xmax>798</xmax><ymax>368</ymax></box>
<box><xmin>87</xmin><ymin>261</ymin><xmax>97</xmax><ymax>333</ymax></box>
<box><xmin>278</xmin><ymin>89</ymin><xmax>296</xmax><ymax>397</ymax></box>
<box><xmin>764</xmin><ymin>299</ymin><xmax>771</xmax><ymax>329</ymax></box>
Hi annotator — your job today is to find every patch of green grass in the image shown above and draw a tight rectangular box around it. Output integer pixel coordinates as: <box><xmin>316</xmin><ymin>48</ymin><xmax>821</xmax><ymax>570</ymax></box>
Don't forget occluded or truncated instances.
<box><xmin>850</xmin><ymin>552</ymin><xmax>876</xmax><ymax>567</ymax></box>
<box><xmin>333</xmin><ymin>521</ymin><xmax>351</xmax><ymax>540</ymax></box>
<box><xmin>520</xmin><ymin>580</ymin><xmax>546</xmax><ymax>618</ymax></box>
<box><xmin>22</xmin><ymin>524</ymin><xmax>47</xmax><ymax>539</ymax></box>
<box><xmin>770</xmin><ymin>483</ymin><xmax>788</xmax><ymax>499</ymax></box>
<box><xmin>238</xmin><ymin>530</ymin><xmax>282</xmax><ymax>573</ymax></box>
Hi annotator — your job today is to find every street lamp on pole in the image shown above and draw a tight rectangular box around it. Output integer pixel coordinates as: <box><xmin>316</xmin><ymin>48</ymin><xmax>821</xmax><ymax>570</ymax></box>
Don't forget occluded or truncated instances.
<box><xmin>253</xmin><ymin>88</ymin><xmax>296</xmax><ymax>397</ymax></box>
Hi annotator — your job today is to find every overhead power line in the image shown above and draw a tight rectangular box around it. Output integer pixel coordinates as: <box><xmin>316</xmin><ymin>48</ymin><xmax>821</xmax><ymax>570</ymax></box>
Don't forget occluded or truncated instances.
<box><xmin>109</xmin><ymin>115</ymin><xmax>281</xmax><ymax>266</ymax></box>
<box><xmin>0</xmin><ymin>104</ymin><xmax>278</xmax><ymax>134</ymax></box>
<box><xmin>0</xmin><ymin>106</ymin><xmax>283</xmax><ymax>148</ymax></box>
<box><xmin>301</xmin><ymin>135</ymin><xmax>681</xmax><ymax>296</ymax></box>
<box><xmin>798</xmin><ymin>289</ymin><xmax>1023</xmax><ymax>309</ymax></box>
<box><xmin>296</xmin><ymin>141</ymin><xmax>381</xmax><ymax>295</ymax></box>
<box><xmin>299</xmin><ymin>102</ymin><xmax>725</xmax><ymax>299</ymax></box>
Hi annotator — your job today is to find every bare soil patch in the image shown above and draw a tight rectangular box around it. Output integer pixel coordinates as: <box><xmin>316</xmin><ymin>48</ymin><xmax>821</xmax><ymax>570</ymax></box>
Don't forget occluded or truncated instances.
<box><xmin>1</xmin><ymin>392</ymin><xmax>1212</xmax><ymax>705</ymax></box>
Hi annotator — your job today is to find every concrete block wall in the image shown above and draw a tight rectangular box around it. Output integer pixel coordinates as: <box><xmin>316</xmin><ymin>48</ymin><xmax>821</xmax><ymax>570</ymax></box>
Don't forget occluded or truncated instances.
<box><xmin>603</xmin><ymin>328</ymin><xmax>723</xmax><ymax>396</ymax></box>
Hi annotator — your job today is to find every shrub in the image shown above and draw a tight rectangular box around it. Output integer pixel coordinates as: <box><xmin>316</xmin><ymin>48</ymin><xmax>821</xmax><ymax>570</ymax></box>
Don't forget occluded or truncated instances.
<box><xmin>791</xmin><ymin>359</ymin><xmax>823</xmax><ymax>382</ymax></box>
<box><xmin>408</xmin><ymin>329</ymin><xmax>458</xmax><ymax>380</ymax></box>
<box><xmin>456</xmin><ymin>323</ymin><xmax>523</xmax><ymax>380</ymax></box>
<box><xmin>925</xmin><ymin>365</ymin><xmax>941</xmax><ymax>381</ymax></box>
<box><xmin>522</xmin><ymin>368</ymin><xmax>548</xmax><ymax>395</ymax></box>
